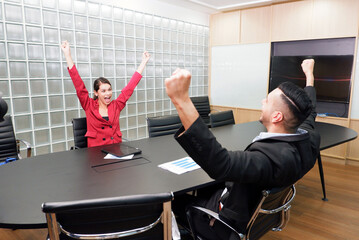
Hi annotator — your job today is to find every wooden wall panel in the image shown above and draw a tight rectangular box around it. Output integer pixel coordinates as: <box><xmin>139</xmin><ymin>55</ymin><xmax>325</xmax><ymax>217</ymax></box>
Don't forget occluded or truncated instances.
<box><xmin>347</xmin><ymin>119</ymin><xmax>359</xmax><ymax>162</ymax></box>
<box><xmin>210</xmin><ymin>11</ymin><xmax>240</xmax><ymax>46</ymax></box>
<box><xmin>311</xmin><ymin>0</ymin><xmax>359</xmax><ymax>39</ymax></box>
<box><xmin>271</xmin><ymin>0</ymin><xmax>313</xmax><ymax>41</ymax></box>
<box><xmin>240</xmin><ymin>6</ymin><xmax>271</xmax><ymax>43</ymax></box>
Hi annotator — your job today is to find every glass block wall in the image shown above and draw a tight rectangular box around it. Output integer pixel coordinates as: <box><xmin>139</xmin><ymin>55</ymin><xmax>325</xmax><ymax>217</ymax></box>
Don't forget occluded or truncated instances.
<box><xmin>0</xmin><ymin>0</ymin><xmax>209</xmax><ymax>156</ymax></box>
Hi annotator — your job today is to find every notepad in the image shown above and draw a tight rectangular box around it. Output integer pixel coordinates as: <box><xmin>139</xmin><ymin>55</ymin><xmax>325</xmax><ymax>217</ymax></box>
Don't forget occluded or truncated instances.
<box><xmin>101</xmin><ymin>144</ymin><xmax>141</xmax><ymax>158</ymax></box>
<box><xmin>158</xmin><ymin>157</ymin><xmax>201</xmax><ymax>175</ymax></box>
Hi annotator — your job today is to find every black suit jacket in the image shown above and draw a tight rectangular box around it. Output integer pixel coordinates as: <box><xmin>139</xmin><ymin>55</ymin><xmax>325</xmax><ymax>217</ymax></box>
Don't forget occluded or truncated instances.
<box><xmin>175</xmin><ymin>86</ymin><xmax>320</xmax><ymax>232</ymax></box>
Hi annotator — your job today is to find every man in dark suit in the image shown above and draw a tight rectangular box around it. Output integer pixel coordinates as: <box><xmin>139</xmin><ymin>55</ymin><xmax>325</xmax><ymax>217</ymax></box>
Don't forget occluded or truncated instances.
<box><xmin>165</xmin><ymin>59</ymin><xmax>320</xmax><ymax>239</ymax></box>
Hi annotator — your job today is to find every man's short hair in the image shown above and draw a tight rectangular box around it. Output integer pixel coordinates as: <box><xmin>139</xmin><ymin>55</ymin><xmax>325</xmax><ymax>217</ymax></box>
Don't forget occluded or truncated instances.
<box><xmin>278</xmin><ymin>82</ymin><xmax>313</xmax><ymax>130</ymax></box>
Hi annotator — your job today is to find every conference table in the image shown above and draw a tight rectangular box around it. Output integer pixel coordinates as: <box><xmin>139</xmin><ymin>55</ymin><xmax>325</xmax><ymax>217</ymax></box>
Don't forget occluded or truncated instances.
<box><xmin>0</xmin><ymin>121</ymin><xmax>356</xmax><ymax>229</ymax></box>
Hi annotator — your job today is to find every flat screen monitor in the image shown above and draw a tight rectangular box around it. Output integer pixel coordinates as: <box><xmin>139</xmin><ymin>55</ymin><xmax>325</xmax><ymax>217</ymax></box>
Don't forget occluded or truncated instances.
<box><xmin>269</xmin><ymin>55</ymin><xmax>353</xmax><ymax>103</ymax></box>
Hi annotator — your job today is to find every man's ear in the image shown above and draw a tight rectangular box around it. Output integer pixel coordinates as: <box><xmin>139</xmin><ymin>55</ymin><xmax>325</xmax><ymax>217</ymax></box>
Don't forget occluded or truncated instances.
<box><xmin>271</xmin><ymin>111</ymin><xmax>284</xmax><ymax>123</ymax></box>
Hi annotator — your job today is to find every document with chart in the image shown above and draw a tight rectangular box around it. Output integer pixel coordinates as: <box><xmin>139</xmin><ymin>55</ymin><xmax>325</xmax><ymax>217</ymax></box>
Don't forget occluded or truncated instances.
<box><xmin>158</xmin><ymin>157</ymin><xmax>201</xmax><ymax>174</ymax></box>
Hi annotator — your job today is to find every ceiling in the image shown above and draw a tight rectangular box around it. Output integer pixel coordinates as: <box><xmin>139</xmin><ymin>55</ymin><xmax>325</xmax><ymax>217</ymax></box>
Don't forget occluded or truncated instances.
<box><xmin>158</xmin><ymin>0</ymin><xmax>295</xmax><ymax>14</ymax></box>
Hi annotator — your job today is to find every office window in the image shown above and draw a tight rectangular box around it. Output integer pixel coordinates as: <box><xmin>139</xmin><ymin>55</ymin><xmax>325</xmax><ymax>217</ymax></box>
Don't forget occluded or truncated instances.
<box><xmin>0</xmin><ymin>0</ymin><xmax>209</xmax><ymax>155</ymax></box>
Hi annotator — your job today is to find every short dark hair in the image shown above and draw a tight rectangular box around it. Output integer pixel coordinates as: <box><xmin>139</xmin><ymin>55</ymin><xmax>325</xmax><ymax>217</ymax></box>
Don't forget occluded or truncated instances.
<box><xmin>278</xmin><ymin>82</ymin><xmax>313</xmax><ymax>131</ymax></box>
<box><xmin>93</xmin><ymin>77</ymin><xmax>111</xmax><ymax>100</ymax></box>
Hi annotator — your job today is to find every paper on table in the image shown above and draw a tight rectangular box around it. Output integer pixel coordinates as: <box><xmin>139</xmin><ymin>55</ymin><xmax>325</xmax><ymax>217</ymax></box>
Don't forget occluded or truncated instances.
<box><xmin>158</xmin><ymin>157</ymin><xmax>200</xmax><ymax>175</ymax></box>
<box><xmin>104</xmin><ymin>154</ymin><xmax>134</xmax><ymax>160</ymax></box>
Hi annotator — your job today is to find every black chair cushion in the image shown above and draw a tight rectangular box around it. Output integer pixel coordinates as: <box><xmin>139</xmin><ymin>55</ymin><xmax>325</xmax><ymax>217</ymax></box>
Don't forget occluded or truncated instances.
<box><xmin>0</xmin><ymin>115</ymin><xmax>18</xmax><ymax>162</ymax></box>
<box><xmin>147</xmin><ymin>115</ymin><xmax>182</xmax><ymax>138</ymax></box>
<box><xmin>72</xmin><ymin>117</ymin><xmax>87</xmax><ymax>149</ymax></box>
<box><xmin>210</xmin><ymin>110</ymin><xmax>235</xmax><ymax>128</ymax></box>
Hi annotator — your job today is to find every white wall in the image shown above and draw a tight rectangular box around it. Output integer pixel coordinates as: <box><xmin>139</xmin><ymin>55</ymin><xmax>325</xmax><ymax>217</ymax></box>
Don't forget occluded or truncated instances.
<box><xmin>101</xmin><ymin>0</ymin><xmax>210</xmax><ymax>26</ymax></box>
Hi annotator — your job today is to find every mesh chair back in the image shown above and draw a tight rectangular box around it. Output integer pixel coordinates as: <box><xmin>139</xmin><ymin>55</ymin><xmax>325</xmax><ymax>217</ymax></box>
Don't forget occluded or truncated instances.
<box><xmin>42</xmin><ymin>192</ymin><xmax>173</xmax><ymax>240</ymax></box>
<box><xmin>190</xmin><ymin>96</ymin><xmax>211</xmax><ymax>126</ymax></box>
<box><xmin>210</xmin><ymin>110</ymin><xmax>235</xmax><ymax>128</ymax></box>
<box><xmin>0</xmin><ymin>115</ymin><xmax>18</xmax><ymax>162</ymax></box>
<box><xmin>72</xmin><ymin>117</ymin><xmax>87</xmax><ymax>149</ymax></box>
<box><xmin>147</xmin><ymin>115</ymin><xmax>181</xmax><ymax>138</ymax></box>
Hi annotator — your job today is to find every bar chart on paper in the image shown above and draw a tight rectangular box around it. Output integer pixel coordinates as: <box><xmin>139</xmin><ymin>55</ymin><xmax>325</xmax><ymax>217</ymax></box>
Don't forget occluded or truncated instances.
<box><xmin>158</xmin><ymin>157</ymin><xmax>201</xmax><ymax>175</ymax></box>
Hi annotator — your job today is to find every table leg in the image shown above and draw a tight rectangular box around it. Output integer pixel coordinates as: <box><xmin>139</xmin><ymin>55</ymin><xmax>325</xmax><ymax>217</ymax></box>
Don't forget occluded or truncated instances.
<box><xmin>317</xmin><ymin>153</ymin><xmax>328</xmax><ymax>201</ymax></box>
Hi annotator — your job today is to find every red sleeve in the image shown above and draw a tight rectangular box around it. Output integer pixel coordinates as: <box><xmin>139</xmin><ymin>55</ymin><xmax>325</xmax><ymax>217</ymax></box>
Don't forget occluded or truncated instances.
<box><xmin>115</xmin><ymin>71</ymin><xmax>142</xmax><ymax>110</ymax></box>
<box><xmin>68</xmin><ymin>65</ymin><xmax>90</xmax><ymax>110</ymax></box>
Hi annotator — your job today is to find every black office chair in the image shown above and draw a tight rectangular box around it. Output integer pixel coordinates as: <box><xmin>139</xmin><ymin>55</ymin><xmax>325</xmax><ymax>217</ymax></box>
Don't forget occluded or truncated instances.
<box><xmin>186</xmin><ymin>184</ymin><xmax>296</xmax><ymax>240</ymax></box>
<box><xmin>0</xmin><ymin>97</ymin><xmax>31</xmax><ymax>162</ymax></box>
<box><xmin>71</xmin><ymin>117</ymin><xmax>87</xmax><ymax>149</ymax></box>
<box><xmin>190</xmin><ymin>96</ymin><xmax>211</xmax><ymax>127</ymax></box>
<box><xmin>210</xmin><ymin>110</ymin><xmax>235</xmax><ymax>128</ymax></box>
<box><xmin>147</xmin><ymin>115</ymin><xmax>182</xmax><ymax>138</ymax></box>
<box><xmin>42</xmin><ymin>192</ymin><xmax>174</xmax><ymax>240</ymax></box>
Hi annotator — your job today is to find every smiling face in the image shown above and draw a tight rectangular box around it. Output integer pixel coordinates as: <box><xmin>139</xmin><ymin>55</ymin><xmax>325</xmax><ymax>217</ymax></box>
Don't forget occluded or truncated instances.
<box><xmin>95</xmin><ymin>83</ymin><xmax>112</xmax><ymax>106</ymax></box>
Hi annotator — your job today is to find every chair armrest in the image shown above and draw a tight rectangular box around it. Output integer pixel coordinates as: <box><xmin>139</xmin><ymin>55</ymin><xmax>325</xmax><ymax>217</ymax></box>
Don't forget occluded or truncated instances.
<box><xmin>16</xmin><ymin>139</ymin><xmax>32</xmax><ymax>158</ymax></box>
<box><xmin>259</xmin><ymin>185</ymin><xmax>296</xmax><ymax>214</ymax></box>
<box><xmin>191</xmin><ymin>206</ymin><xmax>242</xmax><ymax>238</ymax></box>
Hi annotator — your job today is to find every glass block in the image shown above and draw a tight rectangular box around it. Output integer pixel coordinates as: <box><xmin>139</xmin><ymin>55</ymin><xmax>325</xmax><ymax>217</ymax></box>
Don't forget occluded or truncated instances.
<box><xmin>164</xmin><ymin>100</ymin><xmax>170</xmax><ymax>110</ymax></box>
<box><xmin>114</xmin><ymin>22</ymin><xmax>124</xmax><ymax>35</ymax></box>
<box><xmin>147</xmin><ymin>89</ymin><xmax>154</xmax><ymax>100</ymax></box>
<box><xmin>115</xmin><ymin>64</ymin><xmax>125</xmax><ymax>77</ymax></box>
<box><xmin>65</xmin><ymin>109</ymin><xmax>79</xmax><ymax>124</ymax></box>
<box><xmin>114</xmin><ymin>36</ymin><xmax>124</xmax><ymax>49</ymax></box>
<box><xmin>74</xmin><ymin>15</ymin><xmax>87</xmax><ymax>31</ymax></box>
<box><xmin>5</xmin><ymin>4</ymin><xmax>22</xmax><ymax>22</ymax></box>
<box><xmin>155</xmin><ymin>41</ymin><xmax>162</xmax><ymax>53</ymax></box>
<box><xmin>137</xmin><ymin>90</ymin><xmax>145</xmax><ymax>101</ymax></box>
<box><xmin>155</xmin><ymin>89</ymin><xmax>162</xmax><ymax>100</ymax></box>
<box><xmin>136</xmin><ymin>39</ymin><xmax>144</xmax><ymax>50</ymax></box>
<box><xmin>113</xmin><ymin>7</ymin><xmax>123</xmax><ymax>21</ymax></box>
<box><xmin>124</xmin><ymin>9</ymin><xmax>134</xmax><ymax>22</ymax></box>
<box><xmin>162</xmin><ymin>18</ymin><xmax>169</xmax><ymax>28</ymax></box>
<box><xmin>26</xmin><ymin>26</ymin><xmax>42</xmax><ymax>42</ymax></box>
<box><xmin>0</xmin><ymin>24</ymin><xmax>4</xmax><ymax>40</ymax></box>
<box><xmin>154</xmin><ymin>53</ymin><xmax>162</xmax><ymax>65</ymax></box>
<box><xmin>6</xmin><ymin>23</ymin><xmax>24</xmax><ymax>41</ymax></box>
<box><xmin>14</xmin><ymin>115</ymin><xmax>32</xmax><ymax>131</ymax></box>
<box><xmin>32</xmin><ymin>97</ymin><xmax>48</xmax><ymax>112</ymax></box>
<box><xmin>135</xmin><ymin>12</ymin><xmax>143</xmax><ymax>24</ymax></box>
<box><xmin>63</xmin><ymin>78</ymin><xmax>75</xmax><ymax>93</ymax></box>
<box><xmin>100</xmin><ymin>20</ymin><xmax>112</xmax><ymax>34</ymax></box>
<box><xmin>171</xmin><ymin>42</ymin><xmax>178</xmax><ymax>53</ymax></box>
<box><xmin>154</xmin><ymin>28</ymin><xmax>162</xmax><ymax>40</ymax></box>
<box><xmin>24</xmin><ymin>0</ymin><xmax>40</xmax><ymax>5</ymax></box>
<box><xmin>35</xmin><ymin>145</ymin><xmax>50</xmax><ymax>156</ymax></box>
<box><xmin>88</xmin><ymin>18</ymin><xmax>100</xmax><ymax>32</ymax></box>
<box><xmin>16</xmin><ymin>132</ymin><xmax>33</xmax><ymax>147</ymax></box>
<box><xmin>138</xmin><ymin>126</ymin><xmax>146</xmax><ymax>138</ymax></box>
<box><xmin>90</xmin><ymin>48</ymin><xmax>102</xmax><ymax>62</ymax></box>
<box><xmin>24</xmin><ymin>7</ymin><xmax>40</xmax><ymax>24</ymax></box>
<box><xmin>42</xmin><ymin>0</ymin><xmax>57</xmax><ymax>8</ymax></box>
<box><xmin>145</xmin><ymin>26</ymin><xmax>153</xmax><ymax>39</ymax></box>
<box><xmin>127</xmin><ymin>103</ymin><xmax>136</xmax><ymax>115</ymax></box>
<box><xmin>60</xmin><ymin>30</ymin><xmax>74</xmax><ymax>44</ymax></box>
<box><xmin>76</xmin><ymin>48</ymin><xmax>89</xmax><ymax>62</ymax></box>
<box><xmin>50</xmin><ymin>111</ymin><xmax>64</xmax><ymax>125</ymax></box>
<box><xmin>91</xmin><ymin>63</ymin><xmax>102</xmax><ymax>77</ymax></box>
<box><xmin>8</xmin><ymin>43</ymin><xmax>25</xmax><ymax>60</ymax></box>
<box><xmin>89</xmin><ymin>33</ymin><xmax>101</xmax><ymax>47</ymax></box>
<box><xmin>128</xmin><ymin>116</ymin><xmax>137</xmax><ymax>128</ymax></box>
<box><xmin>88</xmin><ymin>2</ymin><xmax>100</xmax><ymax>16</ymax></box>
<box><xmin>114</xmin><ymin>50</ymin><xmax>124</xmax><ymax>64</ymax></box>
<box><xmin>126</xmin><ymin>64</ymin><xmax>135</xmax><ymax>76</ymax></box>
<box><xmin>147</xmin><ymin>101</ymin><xmax>154</xmax><ymax>112</ymax></box>
<box><xmin>30</xmin><ymin>79</ymin><xmax>46</xmax><ymax>96</ymax></box>
<box><xmin>52</xmin><ymin>142</ymin><xmax>66</xmax><ymax>152</ymax></box>
<box><xmin>104</xmin><ymin>64</ymin><xmax>114</xmax><ymax>76</ymax></box>
<box><xmin>170</xmin><ymin>20</ymin><xmax>177</xmax><ymax>30</ymax></box>
<box><xmin>103</xmin><ymin>49</ymin><xmax>113</xmax><ymax>62</ymax></box>
<box><xmin>49</xmin><ymin>95</ymin><xmax>64</xmax><ymax>110</ymax></box>
<box><xmin>59</xmin><ymin>0</ymin><xmax>72</xmax><ymax>11</ymax></box>
<box><xmin>125</xmin><ymin>23</ymin><xmax>134</xmax><ymax>37</ymax></box>
<box><xmin>101</xmin><ymin>4</ymin><xmax>112</xmax><ymax>19</ymax></box>
<box><xmin>43</xmin><ymin>10</ymin><xmax>58</xmax><ymax>27</ymax></box>
<box><xmin>51</xmin><ymin>126</ymin><xmax>65</xmax><ymax>141</ymax></box>
<box><xmin>144</xmin><ymin>40</ymin><xmax>153</xmax><ymax>52</ymax></box>
<box><xmin>10</xmin><ymin>62</ymin><xmax>27</xmax><ymax>78</ymax></box>
<box><xmin>47</xmin><ymin>79</ymin><xmax>62</xmax><ymax>95</ymax></box>
<box><xmin>74</xmin><ymin>0</ymin><xmax>86</xmax><ymax>14</ymax></box>
<box><xmin>77</xmin><ymin>63</ymin><xmax>90</xmax><ymax>77</ymax></box>
<box><xmin>115</xmin><ymin>78</ymin><xmax>125</xmax><ymax>90</ymax></box>
<box><xmin>47</xmin><ymin>62</ymin><xmax>61</xmax><ymax>77</ymax></box>
<box><xmin>60</xmin><ymin>13</ymin><xmax>73</xmax><ymax>28</ymax></box>
<box><xmin>125</xmin><ymin>38</ymin><xmax>134</xmax><ymax>50</ymax></box>
<box><xmin>126</xmin><ymin>51</ymin><xmax>135</xmax><ymax>63</ymax></box>
<box><xmin>27</xmin><ymin>44</ymin><xmax>43</xmax><ymax>60</ymax></box>
<box><xmin>102</xmin><ymin>35</ymin><xmax>113</xmax><ymax>48</ymax></box>
<box><xmin>163</xmin><ymin>42</ymin><xmax>170</xmax><ymax>53</ymax></box>
<box><xmin>185</xmin><ymin>23</ymin><xmax>192</xmax><ymax>33</ymax></box>
<box><xmin>13</xmin><ymin>97</ymin><xmax>30</xmax><ymax>114</ymax></box>
<box><xmin>12</xmin><ymin>80</ymin><xmax>28</xmax><ymax>96</ymax></box>
<box><xmin>45</xmin><ymin>45</ymin><xmax>60</xmax><ymax>61</ymax></box>
<box><xmin>120</xmin><ymin>117</ymin><xmax>127</xmax><ymax>129</ymax></box>
<box><xmin>75</xmin><ymin>32</ymin><xmax>88</xmax><ymax>46</ymax></box>
<box><xmin>137</xmin><ymin>102</ymin><xmax>145</xmax><ymax>114</ymax></box>
<box><xmin>153</xmin><ymin>16</ymin><xmax>161</xmax><ymax>27</ymax></box>
<box><xmin>155</xmin><ymin>100</ymin><xmax>163</xmax><ymax>112</ymax></box>
<box><xmin>0</xmin><ymin>81</ymin><xmax>9</xmax><ymax>95</ymax></box>
<box><xmin>35</xmin><ymin>129</ymin><xmax>50</xmax><ymax>145</ymax></box>
<box><xmin>67</xmin><ymin>125</ymin><xmax>74</xmax><ymax>139</ymax></box>
<box><xmin>0</xmin><ymin>4</ymin><xmax>2</xmax><ymax>19</ymax></box>
<box><xmin>0</xmin><ymin>62</ymin><xmax>7</xmax><ymax>78</ymax></box>
<box><xmin>29</xmin><ymin>62</ymin><xmax>44</xmax><ymax>78</ymax></box>
<box><xmin>43</xmin><ymin>28</ymin><xmax>59</xmax><ymax>44</ymax></box>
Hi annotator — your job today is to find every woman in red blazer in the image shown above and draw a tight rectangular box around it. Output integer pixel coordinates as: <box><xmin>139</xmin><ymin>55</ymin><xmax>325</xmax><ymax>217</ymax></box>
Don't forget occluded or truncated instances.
<box><xmin>61</xmin><ymin>41</ymin><xmax>150</xmax><ymax>147</ymax></box>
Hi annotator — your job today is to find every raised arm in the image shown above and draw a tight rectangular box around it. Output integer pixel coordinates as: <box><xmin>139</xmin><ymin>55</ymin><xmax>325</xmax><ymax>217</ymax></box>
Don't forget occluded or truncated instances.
<box><xmin>301</xmin><ymin>59</ymin><xmax>315</xmax><ymax>87</ymax></box>
<box><xmin>165</xmin><ymin>69</ymin><xmax>199</xmax><ymax>130</ymax></box>
<box><xmin>136</xmin><ymin>51</ymin><xmax>151</xmax><ymax>75</ymax></box>
<box><xmin>61</xmin><ymin>40</ymin><xmax>74</xmax><ymax>70</ymax></box>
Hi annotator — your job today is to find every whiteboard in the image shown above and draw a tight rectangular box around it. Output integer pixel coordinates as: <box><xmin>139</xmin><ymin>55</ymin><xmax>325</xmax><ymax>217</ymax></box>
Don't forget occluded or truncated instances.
<box><xmin>210</xmin><ymin>43</ymin><xmax>271</xmax><ymax>110</ymax></box>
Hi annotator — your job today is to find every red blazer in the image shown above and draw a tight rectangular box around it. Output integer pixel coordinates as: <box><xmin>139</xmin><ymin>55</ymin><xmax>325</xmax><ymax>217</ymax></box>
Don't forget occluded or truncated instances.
<box><xmin>68</xmin><ymin>65</ymin><xmax>142</xmax><ymax>147</ymax></box>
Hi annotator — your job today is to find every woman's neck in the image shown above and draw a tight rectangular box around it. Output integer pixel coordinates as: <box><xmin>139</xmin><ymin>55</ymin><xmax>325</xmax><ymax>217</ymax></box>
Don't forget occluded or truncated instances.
<box><xmin>98</xmin><ymin>102</ymin><xmax>108</xmax><ymax>117</ymax></box>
